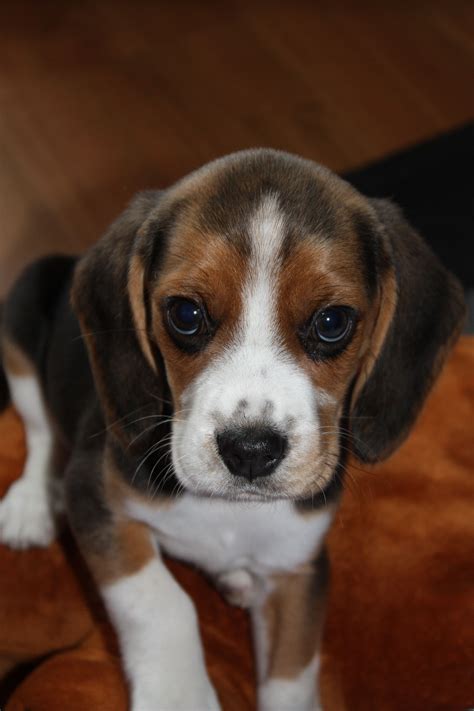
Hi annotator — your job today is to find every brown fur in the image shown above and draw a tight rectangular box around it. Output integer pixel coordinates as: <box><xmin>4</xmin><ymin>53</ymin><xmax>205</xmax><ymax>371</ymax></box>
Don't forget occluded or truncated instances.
<box><xmin>350</xmin><ymin>268</ymin><xmax>398</xmax><ymax>409</ymax></box>
<box><xmin>152</xmin><ymin>230</ymin><xmax>248</xmax><ymax>403</ymax></box>
<box><xmin>277</xmin><ymin>236</ymin><xmax>373</xmax><ymax>396</ymax></box>
<box><xmin>127</xmin><ymin>254</ymin><xmax>157</xmax><ymax>373</ymax></box>
<box><xmin>88</xmin><ymin>519</ymin><xmax>156</xmax><ymax>586</ymax></box>
<box><xmin>81</xmin><ymin>453</ymin><xmax>158</xmax><ymax>585</ymax></box>
<box><xmin>262</xmin><ymin>551</ymin><xmax>329</xmax><ymax>680</ymax></box>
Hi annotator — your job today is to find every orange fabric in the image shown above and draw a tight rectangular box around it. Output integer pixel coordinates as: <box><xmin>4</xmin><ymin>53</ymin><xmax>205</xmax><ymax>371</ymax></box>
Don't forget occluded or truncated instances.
<box><xmin>1</xmin><ymin>338</ymin><xmax>473</xmax><ymax>710</ymax></box>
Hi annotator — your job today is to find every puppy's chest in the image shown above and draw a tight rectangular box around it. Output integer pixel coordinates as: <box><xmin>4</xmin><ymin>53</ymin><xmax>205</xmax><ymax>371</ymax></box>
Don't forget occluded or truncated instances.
<box><xmin>125</xmin><ymin>494</ymin><xmax>333</xmax><ymax>577</ymax></box>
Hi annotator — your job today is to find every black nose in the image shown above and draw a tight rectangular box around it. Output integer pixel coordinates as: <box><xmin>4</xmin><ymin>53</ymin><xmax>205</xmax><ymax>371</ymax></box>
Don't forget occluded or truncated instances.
<box><xmin>216</xmin><ymin>427</ymin><xmax>287</xmax><ymax>482</ymax></box>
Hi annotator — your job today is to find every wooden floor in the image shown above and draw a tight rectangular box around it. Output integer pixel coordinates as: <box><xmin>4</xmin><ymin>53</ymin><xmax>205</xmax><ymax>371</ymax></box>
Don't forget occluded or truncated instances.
<box><xmin>0</xmin><ymin>0</ymin><xmax>472</xmax><ymax>295</ymax></box>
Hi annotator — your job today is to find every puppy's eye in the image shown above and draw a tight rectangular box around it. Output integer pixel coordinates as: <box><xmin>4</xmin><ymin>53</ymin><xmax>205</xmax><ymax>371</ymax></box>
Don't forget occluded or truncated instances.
<box><xmin>299</xmin><ymin>305</ymin><xmax>357</xmax><ymax>360</ymax></box>
<box><xmin>167</xmin><ymin>298</ymin><xmax>205</xmax><ymax>336</ymax></box>
<box><xmin>313</xmin><ymin>307</ymin><xmax>351</xmax><ymax>343</ymax></box>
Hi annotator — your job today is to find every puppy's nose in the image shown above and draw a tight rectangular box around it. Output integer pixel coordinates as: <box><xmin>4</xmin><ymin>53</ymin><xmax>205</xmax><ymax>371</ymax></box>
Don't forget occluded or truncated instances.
<box><xmin>216</xmin><ymin>426</ymin><xmax>287</xmax><ymax>481</ymax></box>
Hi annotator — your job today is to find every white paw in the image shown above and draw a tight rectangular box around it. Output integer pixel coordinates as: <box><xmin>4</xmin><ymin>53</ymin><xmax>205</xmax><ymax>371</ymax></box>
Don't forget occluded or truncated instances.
<box><xmin>258</xmin><ymin>657</ymin><xmax>321</xmax><ymax>711</ymax></box>
<box><xmin>132</xmin><ymin>678</ymin><xmax>221</xmax><ymax>711</ymax></box>
<box><xmin>259</xmin><ymin>684</ymin><xmax>320</xmax><ymax>711</ymax></box>
<box><xmin>0</xmin><ymin>478</ymin><xmax>56</xmax><ymax>549</ymax></box>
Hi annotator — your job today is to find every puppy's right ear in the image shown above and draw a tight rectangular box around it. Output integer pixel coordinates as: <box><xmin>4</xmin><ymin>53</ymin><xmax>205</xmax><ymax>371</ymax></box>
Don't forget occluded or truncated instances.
<box><xmin>71</xmin><ymin>191</ymin><xmax>170</xmax><ymax>450</ymax></box>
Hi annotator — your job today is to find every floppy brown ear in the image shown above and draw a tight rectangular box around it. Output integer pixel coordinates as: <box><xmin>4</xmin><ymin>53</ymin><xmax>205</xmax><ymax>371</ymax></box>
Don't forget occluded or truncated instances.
<box><xmin>71</xmin><ymin>191</ymin><xmax>170</xmax><ymax>452</ymax></box>
<box><xmin>351</xmin><ymin>198</ymin><xmax>465</xmax><ymax>463</ymax></box>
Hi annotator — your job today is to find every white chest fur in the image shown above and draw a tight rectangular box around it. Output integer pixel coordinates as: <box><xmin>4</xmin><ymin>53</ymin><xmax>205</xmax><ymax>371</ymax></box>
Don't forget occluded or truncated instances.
<box><xmin>125</xmin><ymin>494</ymin><xmax>333</xmax><ymax>578</ymax></box>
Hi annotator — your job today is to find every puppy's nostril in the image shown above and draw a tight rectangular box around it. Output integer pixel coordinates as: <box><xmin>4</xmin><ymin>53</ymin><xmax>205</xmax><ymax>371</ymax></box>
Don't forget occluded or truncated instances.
<box><xmin>216</xmin><ymin>426</ymin><xmax>287</xmax><ymax>482</ymax></box>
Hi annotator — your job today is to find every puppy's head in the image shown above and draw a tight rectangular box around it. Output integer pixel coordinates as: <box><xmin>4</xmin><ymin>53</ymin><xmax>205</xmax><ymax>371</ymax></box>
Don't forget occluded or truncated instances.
<box><xmin>73</xmin><ymin>149</ymin><xmax>465</xmax><ymax>502</ymax></box>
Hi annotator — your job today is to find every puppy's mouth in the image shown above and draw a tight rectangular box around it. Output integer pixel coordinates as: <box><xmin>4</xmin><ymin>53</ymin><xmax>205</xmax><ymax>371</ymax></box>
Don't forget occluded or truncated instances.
<box><xmin>191</xmin><ymin>478</ymin><xmax>287</xmax><ymax>503</ymax></box>
<box><xmin>172</xmin><ymin>458</ymin><xmax>337</xmax><ymax>503</ymax></box>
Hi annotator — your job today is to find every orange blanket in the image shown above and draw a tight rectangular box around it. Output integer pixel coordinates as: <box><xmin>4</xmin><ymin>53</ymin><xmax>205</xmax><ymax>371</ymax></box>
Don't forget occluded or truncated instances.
<box><xmin>1</xmin><ymin>338</ymin><xmax>473</xmax><ymax>711</ymax></box>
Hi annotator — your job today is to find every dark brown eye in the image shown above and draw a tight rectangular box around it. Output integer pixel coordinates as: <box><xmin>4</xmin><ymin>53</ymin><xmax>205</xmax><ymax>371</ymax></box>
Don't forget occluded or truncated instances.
<box><xmin>167</xmin><ymin>298</ymin><xmax>204</xmax><ymax>336</ymax></box>
<box><xmin>299</xmin><ymin>305</ymin><xmax>357</xmax><ymax>360</ymax></box>
<box><xmin>313</xmin><ymin>307</ymin><xmax>351</xmax><ymax>343</ymax></box>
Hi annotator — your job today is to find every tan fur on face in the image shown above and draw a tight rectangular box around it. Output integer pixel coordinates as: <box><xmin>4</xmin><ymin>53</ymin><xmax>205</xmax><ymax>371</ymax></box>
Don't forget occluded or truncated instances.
<box><xmin>274</xmin><ymin>236</ymin><xmax>377</xmax><ymax>493</ymax></box>
<box><xmin>151</xmin><ymin>229</ymin><xmax>248</xmax><ymax>403</ymax></box>
<box><xmin>277</xmin><ymin>237</ymin><xmax>372</xmax><ymax>390</ymax></box>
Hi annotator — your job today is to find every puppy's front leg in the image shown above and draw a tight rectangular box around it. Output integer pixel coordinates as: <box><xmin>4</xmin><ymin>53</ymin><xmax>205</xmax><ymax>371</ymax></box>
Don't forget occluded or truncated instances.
<box><xmin>252</xmin><ymin>549</ymin><xmax>329</xmax><ymax>711</ymax></box>
<box><xmin>104</xmin><ymin>548</ymin><xmax>220</xmax><ymax>711</ymax></box>
<box><xmin>66</xmin><ymin>460</ymin><xmax>220</xmax><ymax>711</ymax></box>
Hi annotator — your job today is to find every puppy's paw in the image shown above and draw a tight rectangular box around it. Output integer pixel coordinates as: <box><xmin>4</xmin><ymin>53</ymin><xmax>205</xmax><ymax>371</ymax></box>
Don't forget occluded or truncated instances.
<box><xmin>259</xmin><ymin>681</ymin><xmax>321</xmax><ymax>711</ymax></box>
<box><xmin>258</xmin><ymin>657</ymin><xmax>321</xmax><ymax>711</ymax></box>
<box><xmin>0</xmin><ymin>478</ymin><xmax>56</xmax><ymax>549</ymax></box>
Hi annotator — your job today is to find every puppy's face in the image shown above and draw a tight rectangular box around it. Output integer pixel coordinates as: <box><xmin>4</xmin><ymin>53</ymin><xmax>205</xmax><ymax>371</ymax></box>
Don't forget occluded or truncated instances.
<box><xmin>147</xmin><ymin>155</ymin><xmax>390</xmax><ymax>501</ymax></box>
<box><xmin>74</xmin><ymin>149</ymin><xmax>464</xmax><ymax>503</ymax></box>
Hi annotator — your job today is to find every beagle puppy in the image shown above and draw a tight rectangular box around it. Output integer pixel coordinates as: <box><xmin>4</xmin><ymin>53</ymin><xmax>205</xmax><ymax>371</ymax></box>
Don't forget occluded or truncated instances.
<box><xmin>0</xmin><ymin>149</ymin><xmax>465</xmax><ymax>710</ymax></box>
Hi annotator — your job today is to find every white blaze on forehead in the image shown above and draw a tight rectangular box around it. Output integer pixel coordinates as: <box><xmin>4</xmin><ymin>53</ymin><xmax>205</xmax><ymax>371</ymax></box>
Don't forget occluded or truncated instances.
<box><xmin>250</xmin><ymin>193</ymin><xmax>286</xmax><ymax>267</ymax></box>
<box><xmin>242</xmin><ymin>193</ymin><xmax>286</xmax><ymax>350</ymax></box>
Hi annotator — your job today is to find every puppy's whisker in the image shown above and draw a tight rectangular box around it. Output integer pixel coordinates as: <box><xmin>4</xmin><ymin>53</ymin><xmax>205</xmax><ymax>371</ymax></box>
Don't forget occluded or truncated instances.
<box><xmin>321</xmin><ymin>449</ymin><xmax>375</xmax><ymax>479</ymax></box>
<box><xmin>131</xmin><ymin>438</ymin><xmax>172</xmax><ymax>486</ymax></box>
<box><xmin>318</xmin><ymin>427</ymin><xmax>371</xmax><ymax>454</ymax></box>
<box><xmin>124</xmin><ymin>414</ymin><xmax>178</xmax><ymax>427</ymax></box>
<box><xmin>143</xmin><ymin>387</ymin><xmax>175</xmax><ymax>408</ymax></box>
<box><xmin>151</xmin><ymin>455</ymin><xmax>188</xmax><ymax>499</ymax></box>
<box><xmin>145</xmin><ymin>434</ymin><xmax>174</xmax><ymax>451</ymax></box>
<box><xmin>127</xmin><ymin>422</ymin><xmax>167</xmax><ymax>448</ymax></box>
<box><xmin>89</xmin><ymin>402</ymin><xmax>155</xmax><ymax>438</ymax></box>
<box><xmin>146</xmin><ymin>446</ymin><xmax>176</xmax><ymax>496</ymax></box>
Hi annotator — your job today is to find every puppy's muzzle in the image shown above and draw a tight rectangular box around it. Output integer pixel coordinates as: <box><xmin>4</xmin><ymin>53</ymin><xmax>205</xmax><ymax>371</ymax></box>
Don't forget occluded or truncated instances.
<box><xmin>216</xmin><ymin>426</ymin><xmax>287</xmax><ymax>482</ymax></box>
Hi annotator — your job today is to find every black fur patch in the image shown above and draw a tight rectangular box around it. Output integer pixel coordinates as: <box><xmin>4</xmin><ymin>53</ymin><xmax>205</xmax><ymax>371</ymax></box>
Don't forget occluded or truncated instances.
<box><xmin>0</xmin><ymin>303</ymin><xmax>10</xmax><ymax>412</ymax></box>
<box><xmin>64</xmin><ymin>440</ymin><xmax>113</xmax><ymax>557</ymax></box>
<box><xmin>352</xmin><ymin>210</ymin><xmax>391</xmax><ymax>297</ymax></box>
<box><xmin>351</xmin><ymin>199</ymin><xmax>466</xmax><ymax>462</ymax></box>
<box><xmin>3</xmin><ymin>255</ymin><xmax>78</xmax><ymax>371</ymax></box>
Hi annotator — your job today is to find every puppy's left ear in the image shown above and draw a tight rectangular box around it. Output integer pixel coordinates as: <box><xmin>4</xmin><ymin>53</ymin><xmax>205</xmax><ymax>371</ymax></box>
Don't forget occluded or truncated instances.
<box><xmin>71</xmin><ymin>191</ymin><xmax>170</xmax><ymax>451</ymax></box>
<box><xmin>351</xmin><ymin>198</ymin><xmax>466</xmax><ymax>463</ymax></box>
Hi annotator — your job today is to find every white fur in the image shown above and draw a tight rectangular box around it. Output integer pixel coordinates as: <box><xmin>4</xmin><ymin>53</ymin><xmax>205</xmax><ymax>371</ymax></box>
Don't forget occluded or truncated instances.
<box><xmin>172</xmin><ymin>195</ymin><xmax>332</xmax><ymax>501</ymax></box>
<box><xmin>103</xmin><ymin>557</ymin><xmax>220</xmax><ymax>711</ymax></box>
<box><xmin>251</xmin><ymin>603</ymin><xmax>271</xmax><ymax>684</ymax></box>
<box><xmin>0</xmin><ymin>374</ymin><xmax>55</xmax><ymax>548</ymax></box>
<box><xmin>126</xmin><ymin>494</ymin><xmax>332</xmax><ymax>584</ymax></box>
<box><xmin>258</xmin><ymin>655</ymin><xmax>321</xmax><ymax>711</ymax></box>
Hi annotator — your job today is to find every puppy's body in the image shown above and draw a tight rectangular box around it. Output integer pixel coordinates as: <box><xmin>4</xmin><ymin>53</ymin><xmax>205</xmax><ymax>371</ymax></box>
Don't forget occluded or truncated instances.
<box><xmin>0</xmin><ymin>149</ymin><xmax>465</xmax><ymax>710</ymax></box>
